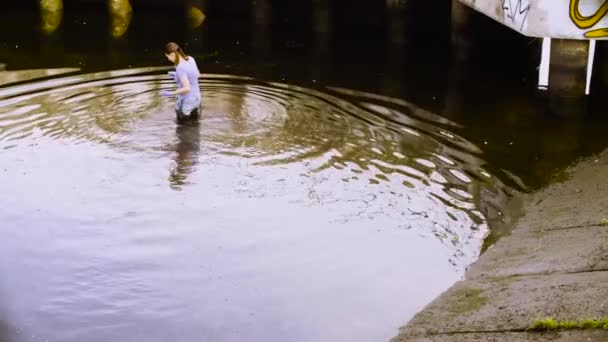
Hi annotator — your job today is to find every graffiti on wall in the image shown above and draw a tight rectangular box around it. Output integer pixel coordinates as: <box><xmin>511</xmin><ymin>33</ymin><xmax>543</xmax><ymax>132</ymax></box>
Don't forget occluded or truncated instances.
<box><xmin>570</xmin><ymin>0</ymin><xmax>608</xmax><ymax>38</ymax></box>
<box><xmin>502</xmin><ymin>0</ymin><xmax>530</xmax><ymax>31</ymax></box>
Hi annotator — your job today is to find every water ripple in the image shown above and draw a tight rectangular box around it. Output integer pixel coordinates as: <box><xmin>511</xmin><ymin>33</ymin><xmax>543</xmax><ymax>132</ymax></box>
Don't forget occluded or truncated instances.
<box><xmin>0</xmin><ymin>68</ymin><xmax>513</xmax><ymax>342</ymax></box>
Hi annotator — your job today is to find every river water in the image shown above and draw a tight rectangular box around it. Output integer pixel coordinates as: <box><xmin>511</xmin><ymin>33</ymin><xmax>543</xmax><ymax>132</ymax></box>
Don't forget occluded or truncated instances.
<box><xmin>2</xmin><ymin>2</ymin><xmax>608</xmax><ymax>342</ymax></box>
<box><xmin>0</xmin><ymin>68</ymin><xmax>505</xmax><ymax>342</ymax></box>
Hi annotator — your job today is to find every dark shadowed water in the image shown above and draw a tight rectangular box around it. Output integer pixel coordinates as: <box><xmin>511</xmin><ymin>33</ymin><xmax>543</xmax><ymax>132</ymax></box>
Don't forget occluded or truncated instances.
<box><xmin>2</xmin><ymin>2</ymin><xmax>608</xmax><ymax>342</ymax></box>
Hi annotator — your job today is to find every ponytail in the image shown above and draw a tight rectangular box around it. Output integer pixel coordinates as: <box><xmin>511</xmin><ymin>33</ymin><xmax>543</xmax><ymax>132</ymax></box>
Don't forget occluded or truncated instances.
<box><xmin>164</xmin><ymin>42</ymin><xmax>189</xmax><ymax>65</ymax></box>
<box><xmin>177</xmin><ymin>47</ymin><xmax>189</xmax><ymax>62</ymax></box>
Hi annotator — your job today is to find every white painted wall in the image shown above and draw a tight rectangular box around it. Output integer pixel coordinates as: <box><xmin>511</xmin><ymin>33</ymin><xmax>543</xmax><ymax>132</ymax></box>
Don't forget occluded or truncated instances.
<box><xmin>459</xmin><ymin>0</ymin><xmax>608</xmax><ymax>39</ymax></box>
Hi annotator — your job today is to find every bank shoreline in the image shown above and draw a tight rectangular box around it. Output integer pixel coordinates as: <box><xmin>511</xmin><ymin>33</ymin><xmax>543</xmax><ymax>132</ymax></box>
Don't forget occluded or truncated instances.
<box><xmin>392</xmin><ymin>149</ymin><xmax>608</xmax><ymax>341</ymax></box>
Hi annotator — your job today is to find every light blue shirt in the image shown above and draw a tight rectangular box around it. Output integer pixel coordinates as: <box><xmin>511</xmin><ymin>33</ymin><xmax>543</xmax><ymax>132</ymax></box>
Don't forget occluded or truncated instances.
<box><xmin>174</xmin><ymin>56</ymin><xmax>201</xmax><ymax>113</ymax></box>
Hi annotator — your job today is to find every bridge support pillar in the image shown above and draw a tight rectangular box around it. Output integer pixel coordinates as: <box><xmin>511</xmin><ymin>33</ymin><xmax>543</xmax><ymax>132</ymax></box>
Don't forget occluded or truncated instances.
<box><xmin>252</xmin><ymin>0</ymin><xmax>272</xmax><ymax>61</ymax></box>
<box><xmin>310</xmin><ymin>0</ymin><xmax>333</xmax><ymax>80</ymax></box>
<box><xmin>450</xmin><ymin>0</ymin><xmax>473</xmax><ymax>54</ymax></box>
<box><xmin>548</xmin><ymin>39</ymin><xmax>589</xmax><ymax>117</ymax></box>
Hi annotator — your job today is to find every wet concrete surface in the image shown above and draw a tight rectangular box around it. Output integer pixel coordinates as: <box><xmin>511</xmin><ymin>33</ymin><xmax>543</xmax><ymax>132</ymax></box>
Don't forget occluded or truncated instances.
<box><xmin>468</xmin><ymin>225</ymin><xmax>608</xmax><ymax>278</ymax></box>
<box><xmin>400</xmin><ymin>330</ymin><xmax>608</xmax><ymax>342</ymax></box>
<box><xmin>393</xmin><ymin>149</ymin><xmax>608</xmax><ymax>341</ymax></box>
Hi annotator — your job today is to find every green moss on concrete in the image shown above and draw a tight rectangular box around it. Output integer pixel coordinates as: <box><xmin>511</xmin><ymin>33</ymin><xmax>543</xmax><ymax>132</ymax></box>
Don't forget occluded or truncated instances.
<box><xmin>529</xmin><ymin>317</ymin><xmax>608</xmax><ymax>331</ymax></box>
<box><xmin>599</xmin><ymin>218</ymin><xmax>608</xmax><ymax>226</ymax></box>
<box><xmin>446</xmin><ymin>288</ymin><xmax>488</xmax><ymax>316</ymax></box>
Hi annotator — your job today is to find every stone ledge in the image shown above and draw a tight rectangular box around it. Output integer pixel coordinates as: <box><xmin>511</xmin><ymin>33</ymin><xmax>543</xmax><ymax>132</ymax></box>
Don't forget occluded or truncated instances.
<box><xmin>393</xmin><ymin>330</ymin><xmax>608</xmax><ymax>342</ymax></box>
<box><xmin>467</xmin><ymin>225</ymin><xmax>608</xmax><ymax>278</ymax></box>
<box><xmin>397</xmin><ymin>271</ymin><xmax>608</xmax><ymax>337</ymax></box>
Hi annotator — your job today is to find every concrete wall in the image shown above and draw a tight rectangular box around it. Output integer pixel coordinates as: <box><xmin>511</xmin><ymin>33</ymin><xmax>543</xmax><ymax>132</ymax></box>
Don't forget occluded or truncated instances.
<box><xmin>459</xmin><ymin>0</ymin><xmax>608</xmax><ymax>39</ymax></box>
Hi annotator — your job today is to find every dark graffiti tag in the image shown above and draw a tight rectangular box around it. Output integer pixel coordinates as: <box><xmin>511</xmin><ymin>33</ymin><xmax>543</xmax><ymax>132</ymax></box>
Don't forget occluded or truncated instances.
<box><xmin>503</xmin><ymin>0</ymin><xmax>530</xmax><ymax>31</ymax></box>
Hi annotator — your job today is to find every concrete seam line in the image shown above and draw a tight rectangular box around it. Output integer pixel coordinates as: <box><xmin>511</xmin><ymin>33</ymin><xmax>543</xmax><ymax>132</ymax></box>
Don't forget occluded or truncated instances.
<box><xmin>562</xmin><ymin>268</ymin><xmax>608</xmax><ymax>275</ymax></box>
<box><xmin>474</xmin><ymin>269</ymin><xmax>608</xmax><ymax>280</ymax></box>
<box><xmin>540</xmin><ymin>224</ymin><xmax>605</xmax><ymax>232</ymax></box>
<box><xmin>424</xmin><ymin>328</ymin><xmax>530</xmax><ymax>336</ymax></box>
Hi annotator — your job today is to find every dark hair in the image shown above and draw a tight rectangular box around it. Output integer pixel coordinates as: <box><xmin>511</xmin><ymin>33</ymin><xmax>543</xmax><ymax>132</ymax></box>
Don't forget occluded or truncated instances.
<box><xmin>164</xmin><ymin>42</ymin><xmax>189</xmax><ymax>65</ymax></box>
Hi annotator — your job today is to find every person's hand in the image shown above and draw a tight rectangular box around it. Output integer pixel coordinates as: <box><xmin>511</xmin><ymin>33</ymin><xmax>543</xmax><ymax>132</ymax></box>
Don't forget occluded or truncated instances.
<box><xmin>159</xmin><ymin>90</ymin><xmax>172</xmax><ymax>97</ymax></box>
<box><xmin>168</xmin><ymin>71</ymin><xmax>176</xmax><ymax>79</ymax></box>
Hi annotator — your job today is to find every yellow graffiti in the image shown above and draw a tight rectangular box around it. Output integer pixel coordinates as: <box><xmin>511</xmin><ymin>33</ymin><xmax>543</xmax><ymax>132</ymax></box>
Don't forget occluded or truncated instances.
<box><xmin>109</xmin><ymin>0</ymin><xmax>132</xmax><ymax>39</ymax></box>
<box><xmin>585</xmin><ymin>27</ymin><xmax>608</xmax><ymax>38</ymax></box>
<box><xmin>569</xmin><ymin>0</ymin><xmax>608</xmax><ymax>37</ymax></box>
<box><xmin>40</xmin><ymin>0</ymin><xmax>63</xmax><ymax>34</ymax></box>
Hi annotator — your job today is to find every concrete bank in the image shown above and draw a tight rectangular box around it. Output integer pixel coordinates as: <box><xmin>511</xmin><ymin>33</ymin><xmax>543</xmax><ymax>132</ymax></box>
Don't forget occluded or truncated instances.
<box><xmin>393</xmin><ymin>149</ymin><xmax>608</xmax><ymax>341</ymax></box>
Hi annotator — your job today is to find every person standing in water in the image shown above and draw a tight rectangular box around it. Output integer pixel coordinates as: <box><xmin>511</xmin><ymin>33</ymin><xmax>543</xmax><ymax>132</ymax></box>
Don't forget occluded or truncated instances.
<box><xmin>160</xmin><ymin>42</ymin><xmax>202</xmax><ymax>121</ymax></box>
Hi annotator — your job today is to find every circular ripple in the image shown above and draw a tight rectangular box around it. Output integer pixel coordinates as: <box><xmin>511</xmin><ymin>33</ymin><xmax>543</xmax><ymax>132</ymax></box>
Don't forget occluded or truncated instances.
<box><xmin>0</xmin><ymin>67</ymin><xmax>511</xmax><ymax>267</ymax></box>
<box><xmin>0</xmin><ymin>67</ymin><xmax>519</xmax><ymax>342</ymax></box>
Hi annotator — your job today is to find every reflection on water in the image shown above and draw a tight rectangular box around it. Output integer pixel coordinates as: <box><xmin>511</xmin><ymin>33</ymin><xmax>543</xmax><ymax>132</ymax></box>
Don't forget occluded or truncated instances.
<box><xmin>187</xmin><ymin>0</ymin><xmax>207</xmax><ymax>29</ymax></box>
<box><xmin>40</xmin><ymin>0</ymin><xmax>63</xmax><ymax>35</ymax></box>
<box><xmin>0</xmin><ymin>320</ymin><xmax>12</xmax><ymax>342</ymax></box>
<box><xmin>109</xmin><ymin>0</ymin><xmax>132</xmax><ymax>39</ymax></box>
<box><xmin>0</xmin><ymin>68</ymin><xmax>510</xmax><ymax>342</ymax></box>
<box><xmin>0</xmin><ymin>302</ymin><xmax>12</xmax><ymax>342</ymax></box>
<box><xmin>170</xmin><ymin>120</ymin><xmax>201</xmax><ymax>190</ymax></box>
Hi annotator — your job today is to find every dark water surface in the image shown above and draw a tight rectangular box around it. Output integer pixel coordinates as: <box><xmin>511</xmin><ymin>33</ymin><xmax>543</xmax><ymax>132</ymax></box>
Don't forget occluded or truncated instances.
<box><xmin>2</xmin><ymin>2</ymin><xmax>608</xmax><ymax>342</ymax></box>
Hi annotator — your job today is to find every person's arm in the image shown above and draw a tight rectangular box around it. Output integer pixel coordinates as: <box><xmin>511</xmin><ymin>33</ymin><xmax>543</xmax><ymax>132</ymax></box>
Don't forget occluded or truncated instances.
<box><xmin>167</xmin><ymin>74</ymin><xmax>191</xmax><ymax>96</ymax></box>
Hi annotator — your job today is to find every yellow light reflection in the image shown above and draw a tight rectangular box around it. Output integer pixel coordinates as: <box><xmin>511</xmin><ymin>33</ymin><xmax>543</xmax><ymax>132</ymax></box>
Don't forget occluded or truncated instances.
<box><xmin>188</xmin><ymin>6</ymin><xmax>207</xmax><ymax>29</ymax></box>
<box><xmin>40</xmin><ymin>0</ymin><xmax>63</xmax><ymax>35</ymax></box>
<box><xmin>109</xmin><ymin>0</ymin><xmax>132</xmax><ymax>39</ymax></box>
